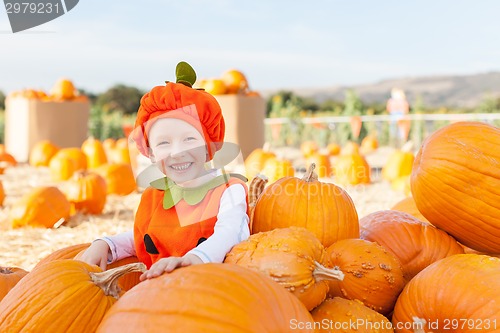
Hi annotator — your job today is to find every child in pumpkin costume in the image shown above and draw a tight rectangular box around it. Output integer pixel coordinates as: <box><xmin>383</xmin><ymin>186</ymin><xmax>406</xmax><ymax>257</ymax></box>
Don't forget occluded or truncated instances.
<box><xmin>80</xmin><ymin>62</ymin><xmax>250</xmax><ymax>280</ymax></box>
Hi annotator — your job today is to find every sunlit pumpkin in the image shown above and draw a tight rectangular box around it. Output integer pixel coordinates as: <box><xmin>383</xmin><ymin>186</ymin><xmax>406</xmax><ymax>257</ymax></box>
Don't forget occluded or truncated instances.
<box><xmin>96</xmin><ymin>263</ymin><xmax>314</xmax><ymax>333</ymax></box>
<box><xmin>334</xmin><ymin>153</ymin><xmax>371</xmax><ymax>185</ymax></box>
<box><xmin>306</xmin><ymin>153</ymin><xmax>331</xmax><ymax>178</ymax></box>
<box><xmin>300</xmin><ymin>141</ymin><xmax>319</xmax><ymax>158</ymax></box>
<box><xmin>0</xmin><ymin>152</ymin><xmax>17</xmax><ymax>174</ymax></box>
<box><xmin>51</xmin><ymin>78</ymin><xmax>76</xmax><ymax>100</ymax></box>
<box><xmin>0</xmin><ymin>267</ymin><xmax>28</xmax><ymax>302</ymax></box>
<box><xmin>411</xmin><ymin>121</ymin><xmax>500</xmax><ymax>253</ymax></box>
<box><xmin>201</xmin><ymin>78</ymin><xmax>226</xmax><ymax>95</ymax></box>
<box><xmin>360</xmin><ymin>210</ymin><xmax>464</xmax><ymax>280</ymax></box>
<box><xmin>81</xmin><ymin>137</ymin><xmax>108</xmax><ymax>169</ymax></box>
<box><xmin>323</xmin><ymin>238</ymin><xmax>405</xmax><ymax>315</ymax></box>
<box><xmin>29</xmin><ymin>140</ymin><xmax>60</xmax><ymax>167</ymax></box>
<box><xmin>0</xmin><ymin>260</ymin><xmax>145</xmax><ymax>333</ymax></box>
<box><xmin>94</xmin><ymin>163</ymin><xmax>136</xmax><ymax>195</ymax></box>
<box><xmin>392</xmin><ymin>254</ymin><xmax>500</xmax><ymax>333</ymax></box>
<box><xmin>382</xmin><ymin>142</ymin><xmax>414</xmax><ymax>182</ymax></box>
<box><xmin>52</xmin><ymin>148</ymin><xmax>87</xmax><ymax>171</ymax></box>
<box><xmin>225</xmin><ymin>227</ymin><xmax>342</xmax><ymax>311</ymax></box>
<box><xmin>221</xmin><ymin>69</ymin><xmax>249</xmax><ymax>94</ymax></box>
<box><xmin>261</xmin><ymin>156</ymin><xmax>295</xmax><ymax>184</ymax></box>
<box><xmin>49</xmin><ymin>153</ymin><xmax>77</xmax><ymax>181</ymax></box>
<box><xmin>62</xmin><ymin>171</ymin><xmax>108</xmax><ymax>214</ymax></box>
<box><xmin>360</xmin><ymin>133</ymin><xmax>378</xmax><ymax>154</ymax></box>
<box><xmin>9</xmin><ymin>186</ymin><xmax>71</xmax><ymax>229</ymax></box>
<box><xmin>326</xmin><ymin>142</ymin><xmax>341</xmax><ymax>156</ymax></box>
<box><xmin>252</xmin><ymin>164</ymin><xmax>359</xmax><ymax>247</ymax></box>
<box><xmin>244</xmin><ymin>144</ymin><xmax>276</xmax><ymax>181</ymax></box>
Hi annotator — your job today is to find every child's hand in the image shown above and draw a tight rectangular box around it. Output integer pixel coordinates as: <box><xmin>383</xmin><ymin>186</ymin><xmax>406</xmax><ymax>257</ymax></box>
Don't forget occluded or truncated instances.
<box><xmin>78</xmin><ymin>240</ymin><xmax>110</xmax><ymax>271</ymax></box>
<box><xmin>140</xmin><ymin>254</ymin><xmax>203</xmax><ymax>281</ymax></box>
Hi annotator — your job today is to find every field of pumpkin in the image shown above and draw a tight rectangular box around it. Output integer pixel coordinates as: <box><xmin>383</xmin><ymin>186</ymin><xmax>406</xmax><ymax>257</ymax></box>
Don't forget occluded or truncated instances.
<box><xmin>0</xmin><ymin>120</ymin><xmax>499</xmax><ymax>332</ymax></box>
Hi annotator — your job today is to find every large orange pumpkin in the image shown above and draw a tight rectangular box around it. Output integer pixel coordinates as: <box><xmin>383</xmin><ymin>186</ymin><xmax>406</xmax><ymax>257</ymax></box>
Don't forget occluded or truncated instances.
<box><xmin>0</xmin><ymin>267</ymin><xmax>28</xmax><ymax>302</ymax></box>
<box><xmin>0</xmin><ymin>260</ymin><xmax>145</xmax><ymax>332</ymax></box>
<box><xmin>97</xmin><ymin>263</ymin><xmax>314</xmax><ymax>333</ymax></box>
<box><xmin>323</xmin><ymin>238</ymin><xmax>406</xmax><ymax>315</ymax></box>
<box><xmin>411</xmin><ymin>121</ymin><xmax>500</xmax><ymax>253</ymax></box>
<box><xmin>392</xmin><ymin>254</ymin><xmax>500</xmax><ymax>333</ymax></box>
<box><xmin>311</xmin><ymin>297</ymin><xmax>394</xmax><ymax>333</ymax></box>
<box><xmin>252</xmin><ymin>164</ymin><xmax>359</xmax><ymax>247</ymax></box>
<box><xmin>9</xmin><ymin>186</ymin><xmax>71</xmax><ymax>228</ymax></box>
<box><xmin>360</xmin><ymin>210</ymin><xmax>464</xmax><ymax>280</ymax></box>
<box><xmin>225</xmin><ymin>227</ymin><xmax>343</xmax><ymax>311</ymax></box>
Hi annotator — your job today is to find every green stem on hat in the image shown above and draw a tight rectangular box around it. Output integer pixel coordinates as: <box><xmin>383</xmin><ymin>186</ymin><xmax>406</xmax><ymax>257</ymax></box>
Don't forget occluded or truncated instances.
<box><xmin>176</xmin><ymin>61</ymin><xmax>197</xmax><ymax>87</ymax></box>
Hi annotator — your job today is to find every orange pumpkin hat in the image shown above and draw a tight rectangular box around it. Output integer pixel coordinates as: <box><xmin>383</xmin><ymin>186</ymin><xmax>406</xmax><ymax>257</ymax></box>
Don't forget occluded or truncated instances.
<box><xmin>134</xmin><ymin>62</ymin><xmax>225</xmax><ymax>160</ymax></box>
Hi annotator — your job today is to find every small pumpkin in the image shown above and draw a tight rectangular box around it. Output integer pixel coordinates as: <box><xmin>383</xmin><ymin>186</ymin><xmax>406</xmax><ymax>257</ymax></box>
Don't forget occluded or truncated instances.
<box><xmin>0</xmin><ymin>267</ymin><xmax>28</xmax><ymax>302</ymax></box>
<box><xmin>252</xmin><ymin>164</ymin><xmax>359</xmax><ymax>247</ymax></box>
<box><xmin>9</xmin><ymin>186</ymin><xmax>71</xmax><ymax>228</ymax></box>
<box><xmin>0</xmin><ymin>260</ymin><xmax>145</xmax><ymax>333</ymax></box>
<box><xmin>311</xmin><ymin>297</ymin><xmax>394</xmax><ymax>333</ymax></box>
<box><xmin>306</xmin><ymin>153</ymin><xmax>332</xmax><ymax>178</ymax></box>
<box><xmin>326</xmin><ymin>142</ymin><xmax>341</xmax><ymax>156</ymax></box>
<box><xmin>334</xmin><ymin>153</ymin><xmax>371</xmax><ymax>185</ymax></box>
<box><xmin>382</xmin><ymin>141</ymin><xmax>414</xmax><ymax>182</ymax></box>
<box><xmin>323</xmin><ymin>238</ymin><xmax>405</xmax><ymax>315</ymax></box>
<box><xmin>261</xmin><ymin>156</ymin><xmax>295</xmax><ymax>184</ymax></box>
<box><xmin>29</xmin><ymin>140</ymin><xmax>60</xmax><ymax>167</ymax></box>
<box><xmin>225</xmin><ymin>227</ymin><xmax>344</xmax><ymax>311</ymax></box>
<box><xmin>54</xmin><ymin>148</ymin><xmax>88</xmax><ymax>171</ymax></box>
<box><xmin>49</xmin><ymin>153</ymin><xmax>77</xmax><ymax>181</ymax></box>
<box><xmin>51</xmin><ymin>78</ymin><xmax>76</xmax><ymax>100</ymax></box>
<box><xmin>94</xmin><ymin>163</ymin><xmax>136</xmax><ymax>196</ymax></box>
<box><xmin>360</xmin><ymin>210</ymin><xmax>464</xmax><ymax>280</ymax></box>
<box><xmin>201</xmin><ymin>78</ymin><xmax>227</xmax><ymax>95</ymax></box>
<box><xmin>221</xmin><ymin>69</ymin><xmax>249</xmax><ymax>94</ymax></box>
<box><xmin>392</xmin><ymin>254</ymin><xmax>500</xmax><ymax>333</ymax></box>
<box><xmin>97</xmin><ymin>263</ymin><xmax>314</xmax><ymax>333</ymax></box>
<box><xmin>62</xmin><ymin>171</ymin><xmax>108</xmax><ymax>214</ymax></box>
<box><xmin>81</xmin><ymin>137</ymin><xmax>108</xmax><ymax>169</ymax></box>
<box><xmin>360</xmin><ymin>133</ymin><xmax>379</xmax><ymax>154</ymax></box>
<box><xmin>300</xmin><ymin>141</ymin><xmax>319</xmax><ymax>158</ymax></box>
<box><xmin>0</xmin><ymin>152</ymin><xmax>17</xmax><ymax>174</ymax></box>
<box><xmin>244</xmin><ymin>144</ymin><xmax>276</xmax><ymax>181</ymax></box>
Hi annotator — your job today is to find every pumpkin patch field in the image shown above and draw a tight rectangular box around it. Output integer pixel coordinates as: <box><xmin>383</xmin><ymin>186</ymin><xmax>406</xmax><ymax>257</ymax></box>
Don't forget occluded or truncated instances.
<box><xmin>1</xmin><ymin>121</ymin><xmax>500</xmax><ymax>332</ymax></box>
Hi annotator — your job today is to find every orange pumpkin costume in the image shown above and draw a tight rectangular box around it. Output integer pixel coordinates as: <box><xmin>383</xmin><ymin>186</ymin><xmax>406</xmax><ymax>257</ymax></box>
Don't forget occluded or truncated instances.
<box><xmin>131</xmin><ymin>62</ymin><xmax>249</xmax><ymax>268</ymax></box>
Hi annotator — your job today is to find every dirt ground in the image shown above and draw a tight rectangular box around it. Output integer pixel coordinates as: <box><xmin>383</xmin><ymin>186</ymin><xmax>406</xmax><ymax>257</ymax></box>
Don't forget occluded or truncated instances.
<box><xmin>0</xmin><ymin>146</ymin><xmax>405</xmax><ymax>271</ymax></box>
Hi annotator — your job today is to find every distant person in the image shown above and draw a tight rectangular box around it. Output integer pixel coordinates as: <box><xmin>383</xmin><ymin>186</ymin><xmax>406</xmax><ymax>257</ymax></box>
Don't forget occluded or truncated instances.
<box><xmin>386</xmin><ymin>88</ymin><xmax>409</xmax><ymax>145</ymax></box>
<box><xmin>79</xmin><ymin>62</ymin><xmax>250</xmax><ymax>280</ymax></box>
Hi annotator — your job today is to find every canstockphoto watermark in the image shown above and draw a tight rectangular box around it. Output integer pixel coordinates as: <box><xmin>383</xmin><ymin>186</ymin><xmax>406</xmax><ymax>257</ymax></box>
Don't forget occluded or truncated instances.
<box><xmin>3</xmin><ymin>0</ymin><xmax>79</xmax><ymax>33</ymax></box>
<box><xmin>290</xmin><ymin>319</ymin><xmax>394</xmax><ymax>331</ymax></box>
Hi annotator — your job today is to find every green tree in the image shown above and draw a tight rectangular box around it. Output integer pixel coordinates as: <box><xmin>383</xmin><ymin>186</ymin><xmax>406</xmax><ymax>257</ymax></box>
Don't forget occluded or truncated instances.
<box><xmin>338</xmin><ymin>90</ymin><xmax>365</xmax><ymax>143</ymax></box>
<box><xmin>0</xmin><ymin>90</ymin><xmax>5</xmax><ymax>110</ymax></box>
<box><xmin>96</xmin><ymin>84</ymin><xmax>144</xmax><ymax>115</ymax></box>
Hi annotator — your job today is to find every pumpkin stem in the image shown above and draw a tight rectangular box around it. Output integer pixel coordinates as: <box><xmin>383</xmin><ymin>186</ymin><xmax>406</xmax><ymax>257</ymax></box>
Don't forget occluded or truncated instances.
<box><xmin>248</xmin><ymin>174</ymin><xmax>268</xmax><ymax>231</ymax></box>
<box><xmin>411</xmin><ymin>317</ymin><xmax>427</xmax><ymax>333</ymax></box>
<box><xmin>313</xmin><ymin>261</ymin><xmax>344</xmax><ymax>281</ymax></box>
<box><xmin>302</xmin><ymin>163</ymin><xmax>318</xmax><ymax>182</ymax></box>
<box><xmin>90</xmin><ymin>262</ymin><xmax>146</xmax><ymax>299</ymax></box>
<box><xmin>0</xmin><ymin>267</ymin><xmax>13</xmax><ymax>274</ymax></box>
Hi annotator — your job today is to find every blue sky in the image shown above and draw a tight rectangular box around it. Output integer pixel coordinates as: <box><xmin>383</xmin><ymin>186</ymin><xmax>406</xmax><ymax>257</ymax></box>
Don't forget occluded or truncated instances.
<box><xmin>1</xmin><ymin>0</ymin><xmax>500</xmax><ymax>94</ymax></box>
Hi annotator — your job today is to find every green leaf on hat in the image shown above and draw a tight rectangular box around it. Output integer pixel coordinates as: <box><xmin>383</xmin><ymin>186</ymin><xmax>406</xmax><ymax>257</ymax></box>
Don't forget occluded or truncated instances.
<box><xmin>175</xmin><ymin>61</ymin><xmax>197</xmax><ymax>87</ymax></box>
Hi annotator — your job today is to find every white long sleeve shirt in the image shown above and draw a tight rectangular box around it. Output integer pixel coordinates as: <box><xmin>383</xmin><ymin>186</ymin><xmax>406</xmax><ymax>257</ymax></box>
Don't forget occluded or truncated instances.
<box><xmin>100</xmin><ymin>183</ymin><xmax>249</xmax><ymax>264</ymax></box>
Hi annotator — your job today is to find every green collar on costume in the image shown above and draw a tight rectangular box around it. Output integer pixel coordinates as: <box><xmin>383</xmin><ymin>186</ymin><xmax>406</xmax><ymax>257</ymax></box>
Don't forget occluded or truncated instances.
<box><xmin>150</xmin><ymin>173</ymin><xmax>247</xmax><ymax>209</ymax></box>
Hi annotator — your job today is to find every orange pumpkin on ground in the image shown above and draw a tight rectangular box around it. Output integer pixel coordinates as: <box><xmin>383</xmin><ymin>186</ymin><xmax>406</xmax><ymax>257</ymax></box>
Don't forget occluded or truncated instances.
<box><xmin>62</xmin><ymin>171</ymin><xmax>108</xmax><ymax>214</ymax></box>
<box><xmin>323</xmin><ymin>238</ymin><xmax>405</xmax><ymax>315</ymax></box>
<box><xmin>9</xmin><ymin>186</ymin><xmax>71</xmax><ymax>228</ymax></box>
<box><xmin>326</xmin><ymin>142</ymin><xmax>341</xmax><ymax>156</ymax></box>
<box><xmin>244</xmin><ymin>144</ymin><xmax>276</xmax><ymax>181</ymax></box>
<box><xmin>261</xmin><ymin>156</ymin><xmax>295</xmax><ymax>184</ymax></box>
<box><xmin>392</xmin><ymin>254</ymin><xmax>500</xmax><ymax>333</ymax></box>
<box><xmin>306</xmin><ymin>153</ymin><xmax>332</xmax><ymax>178</ymax></box>
<box><xmin>0</xmin><ymin>267</ymin><xmax>28</xmax><ymax>302</ymax></box>
<box><xmin>54</xmin><ymin>148</ymin><xmax>88</xmax><ymax>171</ymax></box>
<box><xmin>252</xmin><ymin>164</ymin><xmax>359</xmax><ymax>247</ymax></box>
<box><xmin>29</xmin><ymin>140</ymin><xmax>60</xmax><ymax>167</ymax></box>
<box><xmin>334</xmin><ymin>153</ymin><xmax>371</xmax><ymax>185</ymax></box>
<box><xmin>311</xmin><ymin>297</ymin><xmax>394</xmax><ymax>333</ymax></box>
<box><xmin>81</xmin><ymin>137</ymin><xmax>108</xmax><ymax>169</ymax></box>
<box><xmin>96</xmin><ymin>263</ymin><xmax>314</xmax><ymax>333</ymax></box>
<box><xmin>0</xmin><ymin>260</ymin><xmax>145</xmax><ymax>333</ymax></box>
<box><xmin>49</xmin><ymin>153</ymin><xmax>77</xmax><ymax>181</ymax></box>
<box><xmin>35</xmin><ymin>243</ymin><xmax>91</xmax><ymax>269</ymax></box>
<box><xmin>360</xmin><ymin>210</ymin><xmax>464</xmax><ymax>280</ymax></box>
<box><xmin>225</xmin><ymin>227</ymin><xmax>343</xmax><ymax>311</ymax></box>
<box><xmin>411</xmin><ymin>121</ymin><xmax>500</xmax><ymax>253</ymax></box>
<box><xmin>94</xmin><ymin>163</ymin><xmax>136</xmax><ymax>195</ymax></box>
<box><xmin>360</xmin><ymin>134</ymin><xmax>379</xmax><ymax>154</ymax></box>
<box><xmin>300</xmin><ymin>140</ymin><xmax>319</xmax><ymax>158</ymax></box>
<box><xmin>0</xmin><ymin>152</ymin><xmax>17</xmax><ymax>174</ymax></box>
<box><xmin>382</xmin><ymin>142</ymin><xmax>414</xmax><ymax>182</ymax></box>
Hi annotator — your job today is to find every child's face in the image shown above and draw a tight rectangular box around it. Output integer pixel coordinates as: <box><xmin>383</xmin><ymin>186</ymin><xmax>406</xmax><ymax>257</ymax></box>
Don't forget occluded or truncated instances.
<box><xmin>148</xmin><ymin>118</ymin><xmax>208</xmax><ymax>183</ymax></box>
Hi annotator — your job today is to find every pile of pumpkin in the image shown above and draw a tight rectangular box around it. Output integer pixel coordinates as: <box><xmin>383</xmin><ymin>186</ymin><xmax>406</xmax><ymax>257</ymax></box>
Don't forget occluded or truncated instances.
<box><xmin>1</xmin><ymin>137</ymin><xmax>137</xmax><ymax>229</ymax></box>
<box><xmin>196</xmin><ymin>69</ymin><xmax>260</xmax><ymax>96</ymax></box>
<box><xmin>1</xmin><ymin>121</ymin><xmax>499</xmax><ymax>332</ymax></box>
<box><xmin>8</xmin><ymin>78</ymin><xmax>88</xmax><ymax>102</ymax></box>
